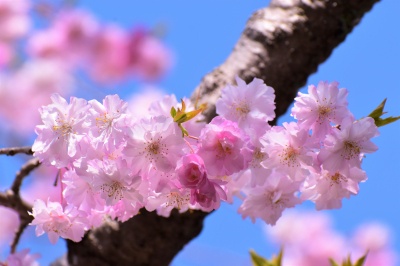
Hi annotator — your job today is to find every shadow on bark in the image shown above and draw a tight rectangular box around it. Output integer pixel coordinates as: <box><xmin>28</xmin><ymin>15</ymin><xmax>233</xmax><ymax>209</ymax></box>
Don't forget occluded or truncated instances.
<box><xmin>55</xmin><ymin>209</ymin><xmax>208</xmax><ymax>266</ymax></box>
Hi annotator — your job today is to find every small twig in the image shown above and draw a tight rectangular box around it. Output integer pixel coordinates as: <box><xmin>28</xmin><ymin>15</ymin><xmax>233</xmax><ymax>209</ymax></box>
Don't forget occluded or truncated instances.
<box><xmin>11</xmin><ymin>220</ymin><xmax>30</xmax><ymax>254</ymax></box>
<box><xmin>0</xmin><ymin>155</ymin><xmax>41</xmax><ymax>253</ymax></box>
<box><xmin>0</xmin><ymin>146</ymin><xmax>33</xmax><ymax>156</ymax></box>
<box><xmin>11</xmin><ymin>158</ymin><xmax>41</xmax><ymax>195</ymax></box>
<box><xmin>0</xmin><ymin>192</ymin><xmax>34</xmax><ymax>253</ymax></box>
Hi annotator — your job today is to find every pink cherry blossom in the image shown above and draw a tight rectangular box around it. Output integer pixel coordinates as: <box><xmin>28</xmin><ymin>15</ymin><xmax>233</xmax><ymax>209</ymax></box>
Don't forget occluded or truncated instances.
<box><xmin>129</xmin><ymin>30</ymin><xmax>172</xmax><ymax>80</ymax></box>
<box><xmin>190</xmin><ymin>178</ymin><xmax>227</xmax><ymax>212</ymax></box>
<box><xmin>301</xmin><ymin>166</ymin><xmax>367</xmax><ymax>210</ymax></box>
<box><xmin>87</xmin><ymin>94</ymin><xmax>129</xmax><ymax>149</ymax></box>
<box><xmin>176</xmin><ymin>154</ymin><xmax>208</xmax><ymax>189</ymax></box>
<box><xmin>62</xmin><ymin>169</ymin><xmax>104</xmax><ymax>212</ymax></box>
<box><xmin>239</xmin><ymin>172</ymin><xmax>302</xmax><ymax>225</ymax></box>
<box><xmin>87</xmin><ymin>25</ymin><xmax>131</xmax><ymax>82</ymax></box>
<box><xmin>29</xmin><ymin>199</ymin><xmax>87</xmax><ymax>244</ymax></box>
<box><xmin>123</xmin><ymin>115</ymin><xmax>185</xmax><ymax>175</ymax></box>
<box><xmin>352</xmin><ymin>223</ymin><xmax>398</xmax><ymax>266</ymax></box>
<box><xmin>4</xmin><ymin>249</ymin><xmax>40</xmax><ymax>266</ymax></box>
<box><xmin>27</xmin><ymin>29</ymin><xmax>67</xmax><ymax>60</ymax></box>
<box><xmin>146</xmin><ymin>185</ymin><xmax>192</xmax><ymax>217</ymax></box>
<box><xmin>0</xmin><ymin>0</ymin><xmax>30</xmax><ymax>41</ymax></box>
<box><xmin>265</xmin><ymin>211</ymin><xmax>347</xmax><ymax>266</ymax></box>
<box><xmin>260</xmin><ymin>122</ymin><xmax>316</xmax><ymax>180</ymax></box>
<box><xmin>246</xmin><ymin>133</ymin><xmax>272</xmax><ymax>187</ymax></box>
<box><xmin>318</xmin><ymin>116</ymin><xmax>379</xmax><ymax>171</ymax></box>
<box><xmin>86</xmin><ymin>158</ymin><xmax>143</xmax><ymax>208</ymax></box>
<box><xmin>51</xmin><ymin>10</ymin><xmax>99</xmax><ymax>63</ymax></box>
<box><xmin>216</xmin><ymin>76</ymin><xmax>275</xmax><ymax>130</ymax></box>
<box><xmin>32</xmin><ymin>94</ymin><xmax>90</xmax><ymax>168</ymax></box>
<box><xmin>291</xmin><ymin>81</ymin><xmax>352</xmax><ymax>138</ymax></box>
<box><xmin>197</xmin><ymin>116</ymin><xmax>252</xmax><ymax>176</ymax></box>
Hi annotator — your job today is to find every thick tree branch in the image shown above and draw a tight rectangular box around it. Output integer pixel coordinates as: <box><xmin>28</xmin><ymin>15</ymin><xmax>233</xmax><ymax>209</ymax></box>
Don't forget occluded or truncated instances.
<box><xmin>194</xmin><ymin>0</ymin><xmax>380</xmax><ymax>122</ymax></box>
<box><xmin>54</xmin><ymin>1</ymin><xmax>380</xmax><ymax>265</ymax></box>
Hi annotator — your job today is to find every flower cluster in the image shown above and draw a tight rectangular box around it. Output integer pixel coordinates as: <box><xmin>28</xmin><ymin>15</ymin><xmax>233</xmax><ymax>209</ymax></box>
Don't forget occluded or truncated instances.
<box><xmin>30</xmin><ymin>77</ymin><xmax>379</xmax><ymax>243</ymax></box>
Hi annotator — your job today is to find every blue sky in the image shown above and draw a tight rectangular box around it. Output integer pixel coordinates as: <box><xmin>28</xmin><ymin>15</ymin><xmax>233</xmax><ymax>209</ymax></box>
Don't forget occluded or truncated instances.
<box><xmin>1</xmin><ymin>1</ymin><xmax>400</xmax><ymax>265</ymax></box>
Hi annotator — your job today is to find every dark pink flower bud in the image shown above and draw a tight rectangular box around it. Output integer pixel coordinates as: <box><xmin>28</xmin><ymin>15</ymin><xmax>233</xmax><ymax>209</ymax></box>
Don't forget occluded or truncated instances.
<box><xmin>176</xmin><ymin>154</ymin><xmax>207</xmax><ymax>189</ymax></box>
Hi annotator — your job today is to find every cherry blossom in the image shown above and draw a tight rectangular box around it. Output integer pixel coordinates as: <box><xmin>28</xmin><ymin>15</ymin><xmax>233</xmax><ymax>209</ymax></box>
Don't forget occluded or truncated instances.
<box><xmin>291</xmin><ymin>81</ymin><xmax>352</xmax><ymax>138</ymax></box>
<box><xmin>301</xmin><ymin>166</ymin><xmax>367</xmax><ymax>210</ymax></box>
<box><xmin>176</xmin><ymin>154</ymin><xmax>208</xmax><ymax>189</ymax></box>
<box><xmin>3</xmin><ymin>249</ymin><xmax>40</xmax><ymax>266</ymax></box>
<box><xmin>87</xmin><ymin>94</ymin><xmax>129</xmax><ymax>150</ymax></box>
<box><xmin>260</xmin><ymin>122</ymin><xmax>316</xmax><ymax>180</ymax></box>
<box><xmin>197</xmin><ymin>116</ymin><xmax>252</xmax><ymax>176</ymax></box>
<box><xmin>216</xmin><ymin>76</ymin><xmax>275</xmax><ymax>130</ymax></box>
<box><xmin>32</xmin><ymin>94</ymin><xmax>89</xmax><ymax>168</ymax></box>
<box><xmin>123</xmin><ymin>115</ymin><xmax>184</xmax><ymax>175</ymax></box>
<box><xmin>318</xmin><ymin>116</ymin><xmax>379</xmax><ymax>171</ymax></box>
<box><xmin>0</xmin><ymin>0</ymin><xmax>30</xmax><ymax>41</ymax></box>
<box><xmin>239</xmin><ymin>173</ymin><xmax>302</xmax><ymax>225</ymax></box>
<box><xmin>29</xmin><ymin>199</ymin><xmax>87</xmax><ymax>244</ymax></box>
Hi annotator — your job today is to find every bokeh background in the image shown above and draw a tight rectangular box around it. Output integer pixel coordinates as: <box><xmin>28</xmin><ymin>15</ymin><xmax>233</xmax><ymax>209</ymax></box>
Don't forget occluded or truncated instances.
<box><xmin>0</xmin><ymin>1</ymin><xmax>399</xmax><ymax>265</ymax></box>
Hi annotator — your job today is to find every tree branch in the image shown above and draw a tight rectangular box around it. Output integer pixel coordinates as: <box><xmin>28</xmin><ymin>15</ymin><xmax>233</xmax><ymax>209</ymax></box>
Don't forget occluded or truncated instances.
<box><xmin>53</xmin><ymin>0</ymin><xmax>380</xmax><ymax>265</ymax></box>
<box><xmin>193</xmin><ymin>0</ymin><xmax>380</xmax><ymax>122</ymax></box>
<box><xmin>0</xmin><ymin>191</ymin><xmax>33</xmax><ymax>253</ymax></box>
<box><xmin>0</xmin><ymin>146</ymin><xmax>33</xmax><ymax>156</ymax></box>
<box><xmin>0</xmin><ymin>158</ymin><xmax>39</xmax><ymax>253</ymax></box>
<box><xmin>11</xmin><ymin>158</ymin><xmax>41</xmax><ymax>195</ymax></box>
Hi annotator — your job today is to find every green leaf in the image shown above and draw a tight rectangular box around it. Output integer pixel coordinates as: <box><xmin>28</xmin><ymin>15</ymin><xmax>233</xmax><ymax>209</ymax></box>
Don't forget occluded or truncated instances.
<box><xmin>250</xmin><ymin>249</ymin><xmax>283</xmax><ymax>266</ymax></box>
<box><xmin>354</xmin><ymin>253</ymin><xmax>368</xmax><ymax>266</ymax></box>
<box><xmin>170</xmin><ymin>98</ymin><xmax>205</xmax><ymax>137</ymax></box>
<box><xmin>367</xmin><ymin>98</ymin><xmax>387</xmax><ymax>119</ymax></box>
<box><xmin>329</xmin><ymin>253</ymin><xmax>368</xmax><ymax>266</ymax></box>
<box><xmin>250</xmin><ymin>250</ymin><xmax>271</xmax><ymax>266</ymax></box>
<box><xmin>367</xmin><ymin>98</ymin><xmax>400</xmax><ymax>127</ymax></box>
<box><xmin>329</xmin><ymin>258</ymin><xmax>340</xmax><ymax>266</ymax></box>
<box><xmin>274</xmin><ymin>248</ymin><xmax>283</xmax><ymax>266</ymax></box>
<box><xmin>374</xmin><ymin>116</ymin><xmax>400</xmax><ymax>127</ymax></box>
<box><xmin>344</xmin><ymin>255</ymin><xmax>352</xmax><ymax>266</ymax></box>
<box><xmin>170</xmin><ymin>106</ymin><xmax>177</xmax><ymax>118</ymax></box>
<box><xmin>174</xmin><ymin>113</ymin><xmax>188</xmax><ymax>124</ymax></box>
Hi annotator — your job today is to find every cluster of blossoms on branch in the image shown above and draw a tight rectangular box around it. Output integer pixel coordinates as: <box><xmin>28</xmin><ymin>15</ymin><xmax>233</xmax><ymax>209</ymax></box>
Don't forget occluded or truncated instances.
<box><xmin>29</xmin><ymin>76</ymin><xmax>379</xmax><ymax>244</ymax></box>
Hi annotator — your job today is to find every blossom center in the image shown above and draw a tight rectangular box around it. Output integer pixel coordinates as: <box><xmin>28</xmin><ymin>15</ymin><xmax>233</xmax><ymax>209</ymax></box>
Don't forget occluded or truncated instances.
<box><xmin>100</xmin><ymin>181</ymin><xmax>124</xmax><ymax>201</ymax></box>
<box><xmin>142</xmin><ymin>136</ymin><xmax>168</xmax><ymax>164</ymax></box>
<box><xmin>317</xmin><ymin>105</ymin><xmax>332</xmax><ymax>123</ymax></box>
<box><xmin>96</xmin><ymin>113</ymin><xmax>113</xmax><ymax>132</ymax></box>
<box><xmin>53</xmin><ymin>115</ymin><xmax>74</xmax><ymax>138</ymax></box>
<box><xmin>341</xmin><ymin>141</ymin><xmax>361</xmax><ymax>160</ymax></box>
<box><xmin>233</xmin><ymin>100</ymin><xmax>250</xmax><ymax>118</ymax></box>
<box><xmin>329</xmin><ymin>172</ymin><xmax>347</xmax><ymax>186</ymax></box>
<box><xmin>166</xmin><ymin>191</ymin><xmax>190</xmax><ymax>210</ymax></box>
<box><xmin>250</xmin><ymin>148</ymin><xmax>265</xmax><ymax>168</ymax></box>
<box><xmin>216</xmin><ymin>138</ymin><xmax>233</xmax><ymax>158</ymax></box>
<box><xmin>279</xmin><ymin>146</ymin><xmax>299</xmax><ymax>167</ymax></box>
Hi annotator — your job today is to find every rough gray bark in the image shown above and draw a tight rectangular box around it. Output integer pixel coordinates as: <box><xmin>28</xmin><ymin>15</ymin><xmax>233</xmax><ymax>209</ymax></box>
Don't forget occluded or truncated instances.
<box><xmin>54</xmin><ymin>0</ymin><xmax>380</xmax><ymax>265</ymax></box>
